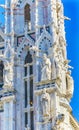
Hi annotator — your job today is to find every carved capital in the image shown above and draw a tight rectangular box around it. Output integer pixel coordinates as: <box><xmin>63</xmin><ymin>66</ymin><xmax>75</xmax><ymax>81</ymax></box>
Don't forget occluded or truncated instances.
<box><xmin>1</xmin><ymin>95</ymin><xmax>15</xmax><ymax>103</ymax></box>
<box><xmin>3</xmin><ymin>84</ymin><xmax>14</xmax><ymax>90</ymax></box>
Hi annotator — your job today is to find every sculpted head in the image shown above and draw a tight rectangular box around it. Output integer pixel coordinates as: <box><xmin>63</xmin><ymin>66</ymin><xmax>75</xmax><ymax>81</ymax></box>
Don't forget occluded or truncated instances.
<box><xmin>43</xmin><ymin>88</ymin><xmax>46</xmax><ymax>94</ymax></box>
<box><xmin>43</xmin><ymin>54</ymin><xmax>47</xmax><ymax>61</ymax></box>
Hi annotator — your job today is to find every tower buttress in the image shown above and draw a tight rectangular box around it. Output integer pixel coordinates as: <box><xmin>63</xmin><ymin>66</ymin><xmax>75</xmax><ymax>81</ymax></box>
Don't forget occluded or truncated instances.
<box><xmin>1</xmin><ymin>1</ymin><xmax>16</xmax><ymax>130</ymax></box>
<box><xmin>34</xmin><ymin>0</ymin><xmax>74</xmax><ymax>130</ymax></box>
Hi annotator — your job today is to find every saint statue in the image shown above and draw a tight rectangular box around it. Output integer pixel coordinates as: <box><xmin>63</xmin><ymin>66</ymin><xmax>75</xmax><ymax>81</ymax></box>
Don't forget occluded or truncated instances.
<box><xmin>41</xmin><ymin>54</ymin><xmax>51</xmax><ymax>81</ymax></box>
<box><xmin>41</xmin><ymin>88</ymin><xmax>50</xmax><ymax>117</ymax></box>
<box><xmin>66</xmin><ymin>71</ymin><xmax>74</xmax><ymax>95</ymax></box>
<box><xmin>4</xmin><ymin>60</ymin><xmax>13</xmax><ymax>86</ymax></box>
<box><xmin>4</xmin><ymin>39</ymin><xmax>15</xmax><ymax>59</ymax></box>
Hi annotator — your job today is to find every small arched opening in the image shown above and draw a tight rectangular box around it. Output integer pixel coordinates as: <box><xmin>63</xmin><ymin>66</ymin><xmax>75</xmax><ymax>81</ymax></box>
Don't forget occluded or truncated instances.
<box><xmin>24</xmin><ymin>4</ymin><xmax>31</xmax><ymax>31</ymax></box>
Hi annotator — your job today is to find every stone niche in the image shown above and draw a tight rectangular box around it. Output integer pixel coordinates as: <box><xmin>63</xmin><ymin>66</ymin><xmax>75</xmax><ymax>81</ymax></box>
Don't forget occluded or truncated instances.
<box><xmin>35</xmin><ymin>81</ymin><xmax>57</xmax><ymax>130</ymax></box>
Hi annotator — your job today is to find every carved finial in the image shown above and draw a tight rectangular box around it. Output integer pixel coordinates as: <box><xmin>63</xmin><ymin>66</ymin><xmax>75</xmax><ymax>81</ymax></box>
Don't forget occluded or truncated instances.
<box><xmin>64</xmin><ymin>16</ymin><xmax>71</xmax><ymax>21</ymax></box>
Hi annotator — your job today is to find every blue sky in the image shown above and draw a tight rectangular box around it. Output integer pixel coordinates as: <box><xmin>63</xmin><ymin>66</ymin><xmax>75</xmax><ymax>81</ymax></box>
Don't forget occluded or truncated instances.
<box><xmin>62</xmin><ymin>0</ymin><xmax>79</xmax><ymax>122</ymax></box>
<box><xmin>0</xmin><ymin>0</ymin><xmax>79</xmax><ymax>122</ymax></box>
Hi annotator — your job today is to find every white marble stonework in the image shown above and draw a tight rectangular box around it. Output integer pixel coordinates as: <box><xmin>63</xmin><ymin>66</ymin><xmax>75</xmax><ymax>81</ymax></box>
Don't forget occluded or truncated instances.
<box><xmin>41</xmin><ymin>54</ymin><xmax>51</xmax><ymax>81</ymax></box>
<box><xmin>0</xmin><ymin>0</ymin><xmax>78</xmax><ymax>130</ymax></box>
<box><xmin>2</xmin><ymin>96</ymin><xmax>15</xmax><ymax>130</ymax></box>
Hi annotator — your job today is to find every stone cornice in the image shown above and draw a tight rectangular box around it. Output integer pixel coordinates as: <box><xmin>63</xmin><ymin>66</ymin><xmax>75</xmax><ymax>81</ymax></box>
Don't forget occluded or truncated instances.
<box><xmin>35</xmin><ymin>80</ymin><xmax>61</xmax><ymax>96</ymax></box>
<box><xmin>70</xmin><ymin>114</ymin><xmax>79</xmax><ymax>130</ymax></box>
<box><xmin>35</xmin><ymin>86</ymin><xmax>56</xmax><ymax>95</ymax></box>
<box><xmin>35</xmin><ymin>79</ymin><xmax>56</xmax><ymax>86</ymax></box>
<box><xmin>60</xmin><ymin>97</ymin><xmax>72</xmax><ymax>112</ymax></box>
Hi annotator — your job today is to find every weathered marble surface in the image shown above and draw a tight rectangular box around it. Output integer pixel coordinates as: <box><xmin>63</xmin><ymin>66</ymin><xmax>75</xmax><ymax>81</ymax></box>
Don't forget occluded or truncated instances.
<box><xmin>0</xmin><ymin>0</ymin><xmax>77</xmax><ymax>130</ymax></box>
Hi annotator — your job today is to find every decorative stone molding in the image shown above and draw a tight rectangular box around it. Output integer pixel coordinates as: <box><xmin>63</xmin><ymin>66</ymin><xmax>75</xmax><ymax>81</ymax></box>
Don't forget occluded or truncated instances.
<box><xmin>35</xmin><ymin>87</ymin><xmax>56</xmax><ymax>96</ymax></box>
<box><xmin>35</xmin><ymin>79</ymin><xmax>56</xmax><ymax>86</ymax></box>
<box><xmin>1</xmin><ymin>95</ymin><xmax>15</xmax><ymax>103</ymax></box>
<box><xmin>35</xmin><ymin>81</ymin><xmax>61</xmax><ymax>97</ymax></box>
<box><xmin>2</xmin><ymin>87</ymin><xmax>16</xmax><ymax>96</ymax></box>
<box><xmin>60</xmin><ymin>97</ymin><xmax>72</xmax><ymax>112</ymax></box>
<box><xmin>3</xmin><ymin>84</ymin><xmax>14</xmax><ymax>90</ymax></box>
<box><xmin>35</xmin><ymin>26</ymin><xmax>52</xmax><ymax>48</ymax></box>
<box><xmin>17</xmin><ymin>35</ymin><xmax>35</xmax><ymax>57</ymax></box>
<box><xmin>70</xmin><ymin>114</ymin><xmax>79</xmax><ymax>130</ymax></box>
<box><xmin>17</xmin><ymin>0</ymin><xmax>33</xmax><ymax>8</ymax></box>
<box><xmin>0</xmin><ymin>0</ymin><xmax>77</xmax><ymax>129</ymax></box>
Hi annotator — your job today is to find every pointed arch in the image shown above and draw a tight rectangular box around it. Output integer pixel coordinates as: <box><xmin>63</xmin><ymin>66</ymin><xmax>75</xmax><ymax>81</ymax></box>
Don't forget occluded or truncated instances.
<box><xmin>25</xmin><ymin>51</ymin><xmax>32</xmax><ymax>64</ymax></box>
<box><xmin>24</xmin><ymin>4</ymin><xmax>30</xmax><ymax>22</ymax></box>
<box><xmin>24</xmin><ymin>4</ymin><xmax>31</xmax><ymax>31</ymax></box>
<box><xmin>17</xmin><ymin>36</ymin><xmax>35</xmax><ymax>57</ymax></box>
<box><xmin>18</xmin><ymin>0</ymin><xmax>32</xmax><ymax>8</ymax></box>
<box><xmin>35</xmin><ymin>28</ymin><xmax>52</xmax><ymax>54</ymax></box>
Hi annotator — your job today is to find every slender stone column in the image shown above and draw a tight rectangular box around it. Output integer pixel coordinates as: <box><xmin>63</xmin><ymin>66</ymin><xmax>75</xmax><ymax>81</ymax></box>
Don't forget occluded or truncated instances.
<box><xmin>49</xmin><ymin>0</ymin><xmax>58</xmax><ymax>43</ymax></box>
<box><xmin>4</xmin><ymin>102</ymin><xmax>9</xmax><ymax>130</ymax></box>
<box><xmin>9</xmin><ymin>100</ymin><xmax>15</xmax><ymax>130</ymax></box>
<box><xmin>5</xmin><ymin>0</ymin><xmax>11</xmax><ymax>48</ymax></box>
<box><xmin>2</xmin><ymin>96</ymin><xmax>15</xmax><ymax>130</ymax></box>
<box><xmin>5</xmin><ymin>0</ymin><xmax>11</xmax><ymax>34</ymax></box>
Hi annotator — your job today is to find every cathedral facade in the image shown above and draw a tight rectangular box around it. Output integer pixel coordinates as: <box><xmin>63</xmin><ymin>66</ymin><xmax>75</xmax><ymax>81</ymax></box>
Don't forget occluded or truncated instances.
<box><xmin>0</xmin><ymin>0</ymin><xmax>79</xmax><ymax>130</ymax></box>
